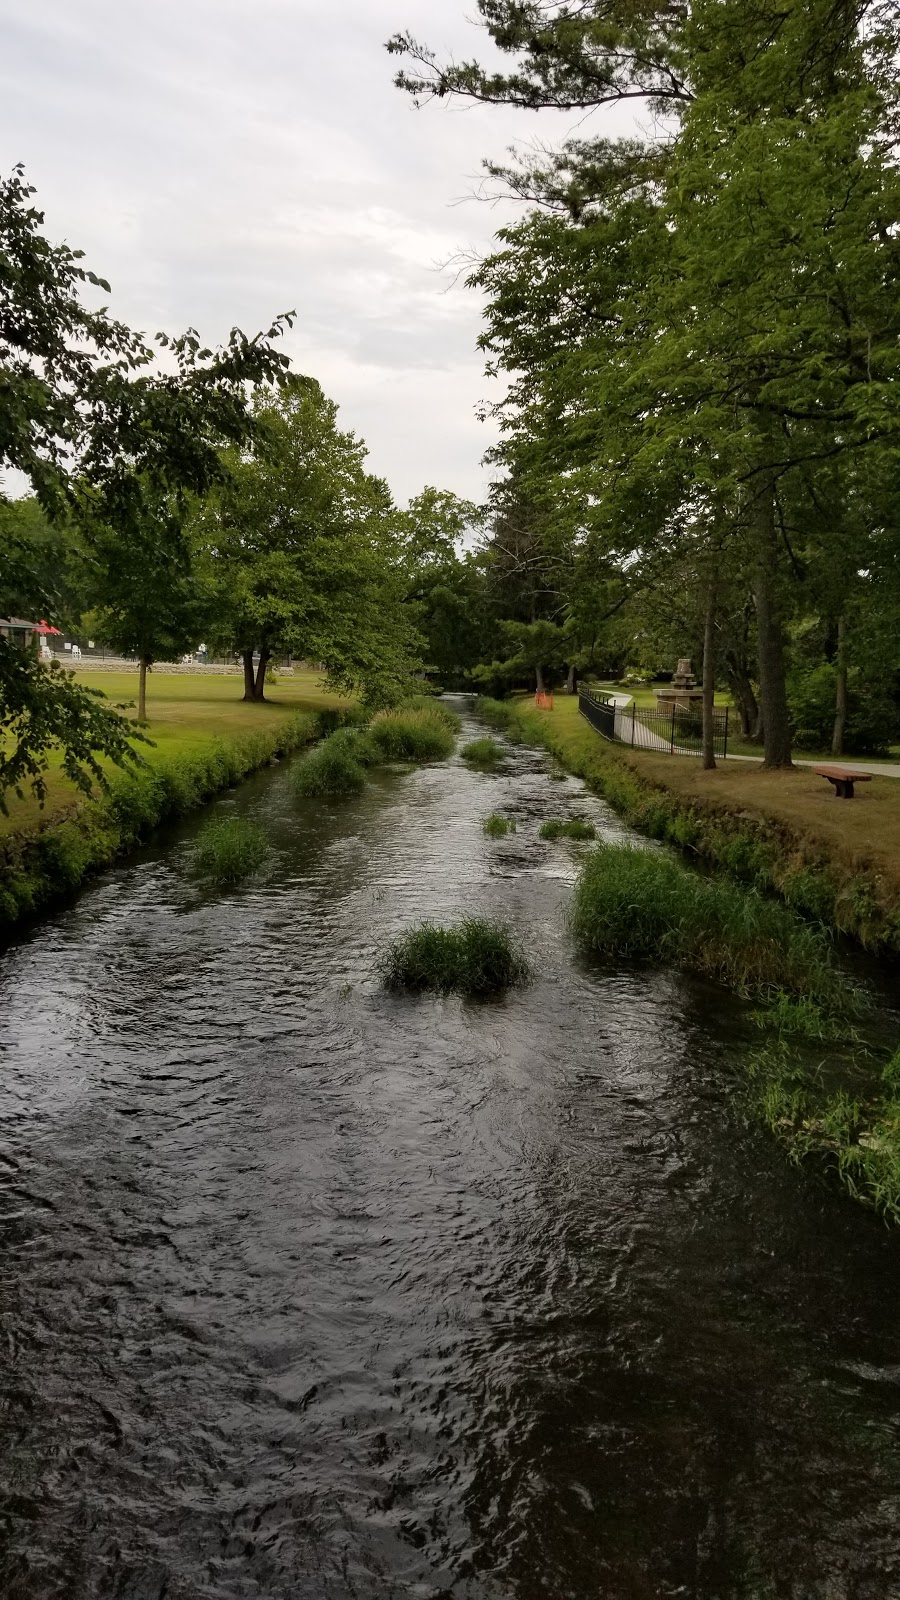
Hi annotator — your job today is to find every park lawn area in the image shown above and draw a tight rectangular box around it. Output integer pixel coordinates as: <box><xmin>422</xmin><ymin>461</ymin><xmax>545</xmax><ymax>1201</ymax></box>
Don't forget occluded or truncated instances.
<box><xmin>0</xmin><ymin>668</ymin><xmax>349</xmax><ymax>842</ymax></box>
<box><xmin>535</xmin><ymin>694</ymin><xmax>900</xmax><ymax>894</ymax></box>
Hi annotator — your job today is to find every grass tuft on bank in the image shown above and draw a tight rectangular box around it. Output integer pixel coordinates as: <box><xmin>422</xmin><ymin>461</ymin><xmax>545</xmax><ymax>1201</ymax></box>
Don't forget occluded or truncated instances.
<box><xmin>570</xmin><ymin>841</ymin><xmax>850</xmax><ymax>1008</ymax></box>
<box><xmin>194</xmin><ymin>817</ymin><xmax>269</xmax><ymax>883</ymax></box>
<box><xmin>383</xmin><ymin>917</ymin><xmax>530</xmax><ymax>995</ymax></box>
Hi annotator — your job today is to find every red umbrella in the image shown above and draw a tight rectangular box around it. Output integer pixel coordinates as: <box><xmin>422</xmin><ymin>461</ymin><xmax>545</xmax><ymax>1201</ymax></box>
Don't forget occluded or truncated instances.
<box><xmin>34</xmin><ymin>620</ymin><xmax>63</xmax><ymax>635</ymax></box>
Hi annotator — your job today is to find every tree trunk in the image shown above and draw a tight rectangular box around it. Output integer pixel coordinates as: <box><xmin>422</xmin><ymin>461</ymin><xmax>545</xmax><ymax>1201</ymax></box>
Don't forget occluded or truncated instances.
<box><xmin>752</xmin><ymin>475</ymin><xmax>793</xmax><ymax>768</ymax></box>
<box><xmin>138</xmin><ymin>658</ymin><xmax>149</xmax><ymax>722</ymax></box>
<box><xmin>725</xmin><ymin>667</ymin><xmax>759</xmax><ymax>739</ymax></box>
<box><xmin>701</xmin><ymin>568</ymin><xmax>717</xmax><ymax>771</ymax></box>
<box><xmin>832</xmin><ymin>613</ymin><xmax>848</xmax><ymax>757</ymax></box>
<box><xmin>242</xmin><ymin>650</ymin><xmax>256</xmax><ymax>702</ymax></box>
<box><xmin>253</xmin><ymin>650</ymin><xmax>270</xmax><ymax>702</ymax></box>
<box><xmin>535</xmin><ymin>663</ymin><xmax>545</xmax><ymax>695</ymax></box>
<box><xmin>566</xmin><ymin>663</ymin><xmax>577</xmax><ymax>695</ymax></box>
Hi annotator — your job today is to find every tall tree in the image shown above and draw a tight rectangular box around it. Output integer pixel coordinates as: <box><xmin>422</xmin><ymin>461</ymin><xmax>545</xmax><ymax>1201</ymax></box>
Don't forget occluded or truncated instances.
<box><xmin>0</xmin><ymin>166</ymin><xmax>292</xmax><ymax>804</ymax></box>
<box><xmin>196</xmin><ymin>379</ymin><xmax>423</xmax><ymax>705</ymax></box>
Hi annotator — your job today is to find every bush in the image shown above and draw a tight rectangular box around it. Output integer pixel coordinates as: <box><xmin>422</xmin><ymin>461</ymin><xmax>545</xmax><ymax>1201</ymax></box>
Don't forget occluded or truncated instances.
<box><xmin>292</xmin><ymin>736</ymin><xmax>368</xmax><ymax>797</ymax></box>
<box><xmin>369</xmin><ymin>707</ymin><xmax>456</xmax><ymax>763</ymax></box>
<box><xmin>461</xmin><ymin>737</ymin><xmax>503</xmax><ymax>767</ymax></box>
<box><xmin>570</xmin><ymin>843</ymin><xmax>849</xmax><ymax>1006</ymax></box>
<box><xmin>483</xmin><ymin>813</ymin><xmax>516</xmax><ymax>837</ymax></box>
<box><xmin>383</xmin><ymin>917</ymin><xmax>530</xmax><ymax>995</ymax></box>
<box><xmin>788</xmin><ymin>662</ymin><xmax>893</xmax><ymax>755</ymax></box>
<box><xmin>194</xmin><ymin>817</ymin><xmax>268</xmax><ymax>883</ymax></box>
<box><xmin>539</xmin><ymin>817</ymin><xmax>596</xmax><ymax>841</ymax></box>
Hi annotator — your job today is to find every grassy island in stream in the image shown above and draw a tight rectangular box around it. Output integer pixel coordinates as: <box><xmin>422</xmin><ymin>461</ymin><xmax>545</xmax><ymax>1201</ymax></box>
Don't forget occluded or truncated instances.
<box><xmin>0</xmin><ymin>668</ymin><xmax>350</xmax><ymax>930</ymax></box>
<box><xmin>477</xmin><ymin>694</ymin><xmax>900</xmax><ymax>955</ymax></box>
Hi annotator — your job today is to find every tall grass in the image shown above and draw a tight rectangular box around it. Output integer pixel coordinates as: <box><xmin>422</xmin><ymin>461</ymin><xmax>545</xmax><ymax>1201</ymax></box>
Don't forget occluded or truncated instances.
<box><xmin>570</xmin><ymin>842</ymin><xmax>849</xmax><ymax>1007</ymax></box>
<box><xmin>193</xmin><ymin>817</ymin><xmax>268</xmax><ymax>883</ymax></box>
<box><xmin>403</xmin><ymin>695</ymin><xmax>462</xmax><ymax>735</ymax></box>
<box><xmin>483</xmin><ymin>813</ymin><xmax>516</xmax><ymax>837</ymax></box>
<box><xmin>292</xmin><ymin>735</ymin><xmax>368</xmax><ymax>797</ymax></box>
<box><xmin>369</xmin><ymin>707</ymin><xmax>456</xmax><ymax>763</ymax></box>
<box><xmin>383</xmin><ymin>917</ymin><xmax>530</xmax><ymax>995</ymax></box>
<box><xmin>540</xmin><ymin>817</ymin><xmax>596</xmax><ymax>841</ymax></box>
<box><xmin>461</xmin><ymin>737</ymin><xmax>503</xmax><ymax>768</ymax></box>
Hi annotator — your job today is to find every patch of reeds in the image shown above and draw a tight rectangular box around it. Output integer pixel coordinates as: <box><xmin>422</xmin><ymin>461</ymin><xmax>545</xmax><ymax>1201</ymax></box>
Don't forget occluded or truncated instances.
<box><xmin>539</xmin><ymin>817</ymin><xmax>596</xmax><ymax>841</ymax></box>
<box><xmin>569</xmin><ymin>842</ymin><xmax>850</xmax><ymax>1007</ymax></box>
<box><xmin>745</xmin><ymin>1039</ymin><xmax>900</xmax><ymax>1224</ymax></box>
<box><xmin>749</xmin><ymin>991</ymin><xmax>854</xmax><ymax>1040</ymax></box>
<box><xmin>193</xmin><ymin>816</ymin><xmax>268</xmax><ymax>883</ymax></box>
<box><xmin>483</xmin><ymin>813</ymin><xmax>516</xmax><ymax>837</ymax></box>
<box><xmin>291</xmin><ymin>735</ymin><xmax>368</xmax><ymax>797</ymax></box>
<box><xmin>461</xmin><ymin>737</ymin><xmax>503</xmax><ymax>768</ymax></box>
<box><xmin>382</xmin><ymin>917</ymin><xmax>530</xmax><ymax>995</ymax></box>
<box><xmin>403</xmin><ymin>694</ymin><xmax>462</xmax><ymax>735</ymax></box>
<box><xmin>369</xmin><ymin>707</ymin><xmax>456</xmax><ymax>763</ymax></box>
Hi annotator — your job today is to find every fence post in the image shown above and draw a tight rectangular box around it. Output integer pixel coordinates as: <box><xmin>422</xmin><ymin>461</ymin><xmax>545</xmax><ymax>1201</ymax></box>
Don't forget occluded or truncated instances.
<box><xmin>670</xmin><ymin>704</ymin><xmax>676</xmax><ymax>753</ymax></box>
<box><xmin>632</xmin><ymin>703</ymin><xmax>636</xmax><ymax>746</ymax></box>
<box><xmin>723</xmin><ymin>705</ymin><xmax>729</xmax><ymax>761</ymax></box>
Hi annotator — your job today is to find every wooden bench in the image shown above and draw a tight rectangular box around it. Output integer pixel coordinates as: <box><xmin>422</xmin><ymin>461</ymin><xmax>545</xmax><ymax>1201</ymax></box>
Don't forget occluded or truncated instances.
<box><xmin>814</xmin><ymin>766</ymin><xmax>872</xmax><ymax>799</ymax></box>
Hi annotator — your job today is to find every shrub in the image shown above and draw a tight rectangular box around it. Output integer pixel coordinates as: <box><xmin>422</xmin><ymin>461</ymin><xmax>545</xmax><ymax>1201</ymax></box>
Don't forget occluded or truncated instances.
<box><xmin>483</xmin><ymin>813</ymin><xmax>516</xmax><ymax>837</ymax></box>
<box><xmin>569</xmin><ymin>843</ymin><xmax>849</xmax><ymax>1006</ymax></box>
<box><xmin>461</xmin><ymin>737</ymin><xmax>503</xmax><ymax>768</ymax></box>
<box><xmin>369</xmin><ymin>708</ymin><xmax>456</xmax><ymax>763</ymax></box>
<box><xmin>194</xmin><ymin>817</ymin><xmax>268</xmax><ymax>883</ymax></box>
<box><xmin>383</xmin><ymin>917</ymin><xmax>530</xmax><ymax>994</ymax></box>
<box><xmin>539</xmin><ymin>817</ymin><xmax>596</xmax><ymax>841</ymax></box>
<box><xmin>292</xmin><ymin>736</ymin><xmax>368</xmax><ymax>797</ymax></box>
<box><xmin>474</xmin><ymin>697</ymin><xmax>514</xmax><ymax>730</ymax></box>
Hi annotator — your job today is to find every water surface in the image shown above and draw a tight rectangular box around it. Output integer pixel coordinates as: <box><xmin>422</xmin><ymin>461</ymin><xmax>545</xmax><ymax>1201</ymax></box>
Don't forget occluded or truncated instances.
<box><xmin>1</xmin><ymin>704</ymin><xmax>898</xmax><ymax>1599</ymax></box>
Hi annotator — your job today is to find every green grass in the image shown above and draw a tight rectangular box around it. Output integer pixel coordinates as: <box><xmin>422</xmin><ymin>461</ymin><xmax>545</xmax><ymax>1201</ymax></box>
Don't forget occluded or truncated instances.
<box><xmin>291</xmin><ymin>734</ymin><xmax>368</xmax><ymax>797</ymax></box>
<box><xmin>539</xmin><ymin>817</ymin><xmax>597</xmax><ymax>841</ymax></box>
<box><xmin>749</xmin><ymin>992</ymin><xmax>855</xmax><ymax>1040</ymax></box>
<box><xmin>483</xmin><ymin>813</ymin><xmax>517</xmax><ymax>837</ymax></box>
<box><xmin>570</xmin><ymin>842</ymin><xmax>850</xmax><ymax>1006</ymax></box>
<box><xmin>369</xmin><ymin>707</ymin><xmax>457</xmax><ymax>763</ymax></box>
<box><xmin>745</xmin><ymin>1038</ymin><xmax>900</xmax><ymax>1224</ymax></box>
<box><xmin>382</xmin><ymin>917</ymin><xmax>531</xmax><ymax>995</ymax></box>
<box><xmin>193</xmin><ymin>817</ymin><xmax>269</xmax><ymax>884</ymax></box>
<box><xmin>461</xmin><ymin>737</ymin><xmax>503</xmax><ymax>768</ymax></box>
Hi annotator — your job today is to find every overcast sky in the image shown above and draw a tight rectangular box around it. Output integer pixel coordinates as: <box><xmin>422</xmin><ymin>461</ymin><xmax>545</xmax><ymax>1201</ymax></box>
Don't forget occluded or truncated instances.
<box><xmin>0</xmin><ymin>2</ymin><xmax>637</xmax><ymax>505</ymax></box>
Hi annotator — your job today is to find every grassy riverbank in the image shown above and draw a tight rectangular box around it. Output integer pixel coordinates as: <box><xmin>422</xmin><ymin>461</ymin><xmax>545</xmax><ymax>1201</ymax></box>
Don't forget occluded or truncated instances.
<box><xmin>0</xmin><ymin>669</ymin><xmax>349</xmax><ymax>930</ymax></box>
<box><xmin>478</xmin><ymin>694</ymin><xmax>900</xmax><ymax>954</ymax></box>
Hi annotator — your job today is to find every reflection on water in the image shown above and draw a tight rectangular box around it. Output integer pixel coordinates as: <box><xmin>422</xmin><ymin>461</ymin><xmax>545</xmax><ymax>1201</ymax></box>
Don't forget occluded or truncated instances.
<box><xmin>0</xmin><ymin>700</ymin><xmax>898</xmax><ymax>1599</ymax></box>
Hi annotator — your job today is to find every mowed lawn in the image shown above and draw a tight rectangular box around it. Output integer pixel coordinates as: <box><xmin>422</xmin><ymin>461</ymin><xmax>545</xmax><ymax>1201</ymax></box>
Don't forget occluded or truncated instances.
<box><xmin>539</xmin><ymin>694</ymin><xmax>900</xmax><ymax>892</ymax></box>
<box><xmin>1</xmin><ymin>668</ymin><xmax>349</xmax><ymax>840</ymax></box>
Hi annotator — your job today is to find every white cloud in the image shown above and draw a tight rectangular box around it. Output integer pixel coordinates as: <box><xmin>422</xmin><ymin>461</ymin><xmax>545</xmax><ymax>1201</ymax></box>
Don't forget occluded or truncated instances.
<box><xmin>0</xmin><ymin>0</ymin><xmax>632</xmax><ymax>502</ymax></box>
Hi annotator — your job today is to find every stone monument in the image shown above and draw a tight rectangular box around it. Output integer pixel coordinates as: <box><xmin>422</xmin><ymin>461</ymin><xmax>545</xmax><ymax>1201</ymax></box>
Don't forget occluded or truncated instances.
<box><xmin>655</xmin><ymin>658</ymin><xmax>704</xmax><ymax>713</ymax></box>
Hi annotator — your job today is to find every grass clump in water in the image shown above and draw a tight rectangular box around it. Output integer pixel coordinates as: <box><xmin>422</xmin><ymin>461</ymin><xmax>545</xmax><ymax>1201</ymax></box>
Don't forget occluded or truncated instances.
<box><xmin>369</xmin><ymin>707</ymin><xmax>456</xmax><ymax>763</ymax></box>
<box><xmin>292</xmin><ymin>735</ymin><xmax>368</xmax><ymax>797</ymax></box>
<box><xmin>483</xmin><ymin>813</ymin><xmax>517</xmax><ymax>837</ymax></box>
<box><xmin>461</xmin><ymin>737</ymin><xmax>503</xmax><ymax>768</ymax></box>
<box><xmin>194</xmin><ymin>817</ymin><xmax>268</xmax><ymax>883</ymax></box>
<box><xmin>570</xmin><ymin>842</ymin><xmax>849</xmax><ymax>1007</ymax></box>
<box><xmin>403</xmin><ymin>694</ymin><xmax>462</xmax><ymax>735</ymax></box>
<box><xmin>383</xmin><ymin>917</ymin><xmax>530</xmax><ymax>995</ymax></box>
<box><xmin>540</xmin><ymin>817</ymin><xmax>596</xmax><ymax>841</ymax></box>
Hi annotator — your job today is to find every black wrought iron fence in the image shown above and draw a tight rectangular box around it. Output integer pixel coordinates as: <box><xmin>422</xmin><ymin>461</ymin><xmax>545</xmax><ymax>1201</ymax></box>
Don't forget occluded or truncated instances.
<box><xmin>578</xmin><ymin>687</ymin><xmax>729</xmax><ymax>758</ymax></box>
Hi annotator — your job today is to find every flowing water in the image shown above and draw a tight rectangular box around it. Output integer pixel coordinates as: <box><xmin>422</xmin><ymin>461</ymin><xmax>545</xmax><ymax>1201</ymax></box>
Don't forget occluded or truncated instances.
<box><xmin>1</xmin><ymin>702</ymin><xmax>899</xmax><ymax>1600</ymax></box>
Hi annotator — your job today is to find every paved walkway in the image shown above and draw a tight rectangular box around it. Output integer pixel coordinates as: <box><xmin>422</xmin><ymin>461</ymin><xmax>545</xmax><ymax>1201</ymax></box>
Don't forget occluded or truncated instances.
<box><xmin>606</xmin><ymin>691</ymin><xmax>900</xmax><ymax>779</ymax></box>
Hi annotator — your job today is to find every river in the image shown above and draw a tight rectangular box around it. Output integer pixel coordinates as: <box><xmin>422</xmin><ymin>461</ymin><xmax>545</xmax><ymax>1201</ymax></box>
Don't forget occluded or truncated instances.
<box><xmin>0</xmin><ymin>701</ymin><xmax>898</xmax><ymax>1599</ymax></box>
